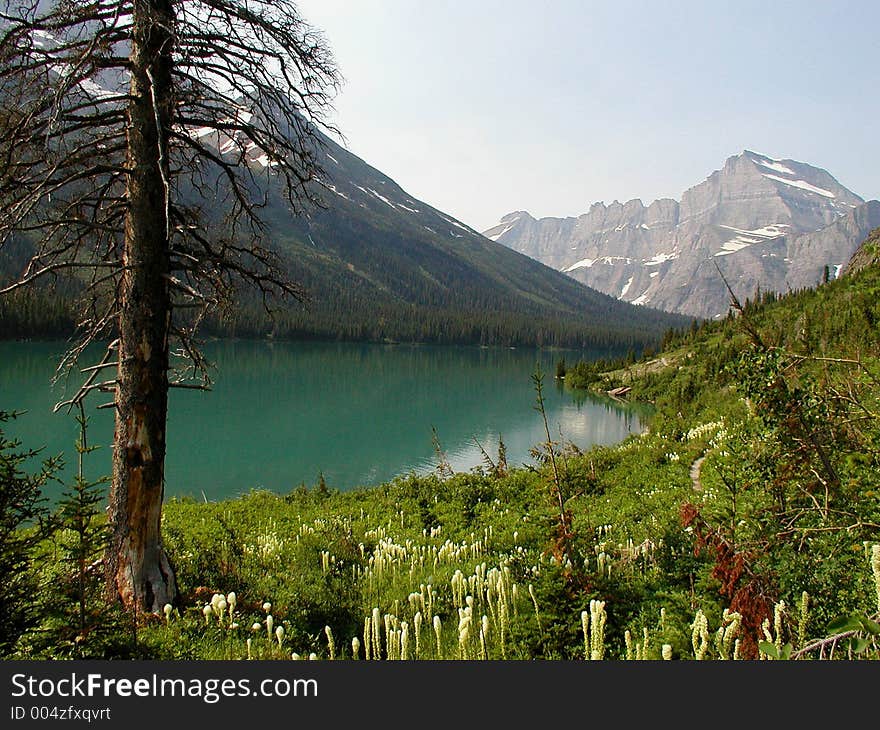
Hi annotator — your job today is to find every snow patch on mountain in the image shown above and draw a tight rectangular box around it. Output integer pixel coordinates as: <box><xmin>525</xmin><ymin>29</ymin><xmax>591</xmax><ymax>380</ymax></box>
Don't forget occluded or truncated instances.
<box><xmin>718</xmin><ymin>223</ymin><xmax>790</xmax><ymax>238</ymax></box>
<box><xmin>439</xmin><ymin>214</ymin><xmax>471</xmax><ymax>233</ymax></box>
<box><xmin>355</xmin><ymin>185</ymin><xmax>396</xmax><ymax>210</ymax></box>
<box><xmin>79</xmin><ymin>78</ymin><xmax>117</xmax><ymax>100</ymax></box>
<box><xmin>487</xmin><ymin>221</ymin><xmax>518</xmax><ymax>241</ymax></box>
<box><xmin>643</xmin><ymin>251</ymin><xmax>679</xmax><ymax>266</ymax></box>
<box><xmin>716</xmin><ymin>237</ymin><xmax>761</xmax><ymax>256</ymax></box>
<box><xmin>563</xmin><ymin>257</ymin><xmax>596</xmax><ymax>272</ymax></box>
<box><xmin>191</xmin><ymin>126</ymin><xmax>216</xmax><ymax>139</ymax></box>
<box><xmin>253</xmin><ymin>153</ymin><xmax>279</xmax><ymax>168</ymax></box>
<box><xmin>715</xmin><ymin>223</ymin><xmax>791</xmax><ymax>256</ymax></box>
<box><xmin>762</xmin><ymin>174</ymin><xmax>836</xmax><ymax>199</ymax></box>
<box><xmin>755</xmin><ymin>158</ymin><xmax>796</xmax><ymax>176</ymax></box>
<box><xmin>31</xmin><ymin>29</ymin><xmax>55</xmax><ymax>47</ymax></box>
<box><xmin>317</xmin><ymin>181</ymin><xmax>350</xmax><ymax>201</ymax></box>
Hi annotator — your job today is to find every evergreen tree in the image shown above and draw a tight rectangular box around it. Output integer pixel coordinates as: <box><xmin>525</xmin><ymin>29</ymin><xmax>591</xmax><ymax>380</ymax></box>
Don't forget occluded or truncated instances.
<box><xmin>0</xmin><ymin>411</ymin><xmax>59</xmax><ymax>655</ymax></box>
<box><xmin>55</xmin><ymin>410</ymin><xmax>110</xmax><ymax>652</ymax></box>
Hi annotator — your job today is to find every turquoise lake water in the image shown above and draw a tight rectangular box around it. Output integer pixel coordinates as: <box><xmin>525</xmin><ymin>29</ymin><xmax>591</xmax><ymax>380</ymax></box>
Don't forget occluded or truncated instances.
<box><xmin>0</xmin><ymin>340</ymin><xmax>649</xmax><ymax>500</ymax></box>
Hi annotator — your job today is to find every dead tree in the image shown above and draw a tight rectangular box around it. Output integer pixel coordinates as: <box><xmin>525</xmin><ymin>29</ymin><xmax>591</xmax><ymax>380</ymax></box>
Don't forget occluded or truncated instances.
<box><xmin>0</xmin><ymin>0</ymin><xmax>338</xmax><ymax>612</ymax></box>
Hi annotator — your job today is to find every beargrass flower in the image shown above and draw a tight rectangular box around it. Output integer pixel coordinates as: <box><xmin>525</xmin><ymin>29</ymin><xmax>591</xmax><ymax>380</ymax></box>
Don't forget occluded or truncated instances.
<box><xmin>624</xmin><ymin>630</ymin><xmax>634</xmax><ymax>661</ymax></box>
<box><xmin>325</xmin><ymin>626</ymin><xmax>336</xmax><ymax>660</ymax></box>
<box><xmin>372</xmin><ymin>607</ymin><xmax>382</xmax><ymax>658</ymax></box>
<box><xmin>414</xmin><ymin>612</ymin><xmax>423</xmax><ymax>658</ymax></box>
<box><xmin>581</xmin><ymin>610</ymin><xmax>590</xmax><ymax>660</ymax></box>
<box><xmin>691</xmin><ymin>609</ymin><xmax>709</xmax><ymax>660</ymax></box>
<box><xmin>363</xmin><ymin>617</ymin><xmax>372</xmax><ymax>661</ymax></box>
<box><xmin>773</xmin><ymin>602</ymin><xmax>786</xmax><ymax>652</ymax></box>
<box><xmin>433</xmin><ymin>615</ymin><xmax>442</xmax><ymax>658</ymax></box>
<box><xmin>590</xmin><ymin>600</ymin><xmax>607</xmax><ymax>660</ymax></box>
<box><xmin>872</xmin><ymin>545</ymin><xmax>880</xmax><ymax>613</ymax></box>
<box><xmin>528</xmin><ymin>584</ymin><xmax>541</xmax><ymax>632</ymax></box>
<box><xmin>400</xmin><ymin>622</ymin><xmax>409</xmax><ymax>660</ymax></box>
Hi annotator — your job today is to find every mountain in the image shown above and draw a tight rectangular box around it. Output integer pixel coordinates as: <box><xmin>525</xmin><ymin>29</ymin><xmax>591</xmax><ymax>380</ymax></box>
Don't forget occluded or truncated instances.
<box><xmin>0</xmin><ymin>30</ymin><xmax>691</xmax><ymax>348</ymax></box>
<box><xmin>203</xmin><ymin>129</ymin><xmax>691</xmax><ymax>348</ymax></box>
<box><xmin>484</xmin><ymin>151</ymin><xmax>880</xmax><ymax>319</ymax></box>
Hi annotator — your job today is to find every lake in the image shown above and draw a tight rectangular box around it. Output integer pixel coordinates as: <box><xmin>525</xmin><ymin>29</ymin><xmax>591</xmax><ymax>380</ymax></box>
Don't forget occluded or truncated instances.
<box><xmin>0</xmin><ymin>340</ymin><xmax>650</xmax><ymax>500</ymax></box>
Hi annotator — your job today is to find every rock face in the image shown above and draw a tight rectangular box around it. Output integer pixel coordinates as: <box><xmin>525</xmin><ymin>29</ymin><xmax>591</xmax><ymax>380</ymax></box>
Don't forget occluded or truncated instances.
<box><xmin>844</xmin><ymin>226</ymin><xmax>880</xmax><ymax>276</ymax></box>
<box><xmin>484</xmin><ymin>151</ymin><xmax>880</xmax><ymax>318</ymax></box>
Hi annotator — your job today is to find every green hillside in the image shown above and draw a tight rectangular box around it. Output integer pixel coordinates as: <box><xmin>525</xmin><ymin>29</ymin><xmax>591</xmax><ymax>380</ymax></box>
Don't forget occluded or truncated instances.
<box><xmin>180</xmin><ymin>131</ymin><xmax>695</xmax><ymax>348</ymax></box>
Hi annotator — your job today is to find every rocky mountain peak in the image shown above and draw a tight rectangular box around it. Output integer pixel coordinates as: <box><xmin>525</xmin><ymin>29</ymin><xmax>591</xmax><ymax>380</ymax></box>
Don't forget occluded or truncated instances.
<box><xmin>678</xmin><ymin>150</ymin><xmax>862</xmax><ymax>232</ymax></box>
<box><xmin>484</xmin><ymin>151</ymin><xmax>879</xmax><ymax>319</ymax></box>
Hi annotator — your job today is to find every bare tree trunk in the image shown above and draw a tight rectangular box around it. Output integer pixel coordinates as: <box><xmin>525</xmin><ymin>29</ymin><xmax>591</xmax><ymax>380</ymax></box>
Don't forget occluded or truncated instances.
<box><xmin>106</xmin><ymin>0</ymin><xmax>177</xmax><ymax>613</ymax></box>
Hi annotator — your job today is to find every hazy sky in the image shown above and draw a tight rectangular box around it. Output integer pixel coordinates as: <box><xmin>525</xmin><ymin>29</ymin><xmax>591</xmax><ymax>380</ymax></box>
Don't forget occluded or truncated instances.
<box><xmin>296</xmin><ymin>0</ymin><xmax>879</xmax><ymax>232</ymax></box>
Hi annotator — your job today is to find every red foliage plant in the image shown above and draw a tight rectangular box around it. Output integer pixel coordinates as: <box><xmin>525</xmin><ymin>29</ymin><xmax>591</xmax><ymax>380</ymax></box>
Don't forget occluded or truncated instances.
<box><xmin>680</xmin><ymin>502</ymin><xmax>777</xmax><ymax>659</ymax></box>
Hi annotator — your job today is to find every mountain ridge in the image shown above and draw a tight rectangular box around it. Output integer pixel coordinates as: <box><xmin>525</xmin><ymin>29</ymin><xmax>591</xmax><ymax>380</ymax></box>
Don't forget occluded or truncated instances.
<box><xmin>485</xmin><ymin>150</ymin><xmax>879</xmax><ymax>318</ymax></box>
<box><xmin>221</xmin><ymin>126</ymin><xmax>692</xmax><ymax>347</ymax></box>
<box><xmin>0</xmin><ymin>47</ymin><xmax>692</xmax><ymax>348</ymax></box>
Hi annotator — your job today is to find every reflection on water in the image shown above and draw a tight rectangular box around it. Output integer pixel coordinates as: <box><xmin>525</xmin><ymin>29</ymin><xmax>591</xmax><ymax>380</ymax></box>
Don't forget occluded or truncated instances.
<box><xmin>0</xmin><ymin>340</ymin><xmax>649</xmax><ymax>499</ymax></box>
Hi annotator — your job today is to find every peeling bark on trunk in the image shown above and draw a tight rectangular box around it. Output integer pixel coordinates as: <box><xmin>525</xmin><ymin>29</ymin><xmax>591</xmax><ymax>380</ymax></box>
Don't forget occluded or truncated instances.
<box><xmin>105</xmin><ymin>0</ymin><xmax>177</xmax><ymax>613</ymax></box>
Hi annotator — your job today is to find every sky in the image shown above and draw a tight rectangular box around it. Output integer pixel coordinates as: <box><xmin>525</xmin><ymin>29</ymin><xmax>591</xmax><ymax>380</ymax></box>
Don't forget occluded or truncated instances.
<box><xmin>295</xmin><ymin>0</ymin><xmax>880</xmax><ymax>232</ymax></box>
